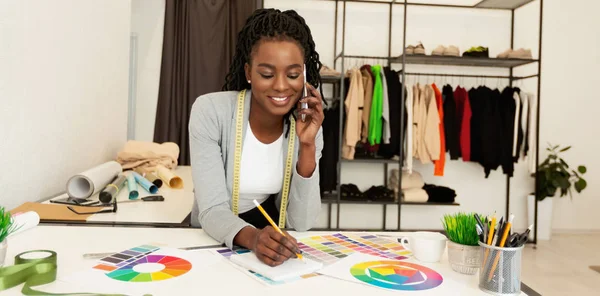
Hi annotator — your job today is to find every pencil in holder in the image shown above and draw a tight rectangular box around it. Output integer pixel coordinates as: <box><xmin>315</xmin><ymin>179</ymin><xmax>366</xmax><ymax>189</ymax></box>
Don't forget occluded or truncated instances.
<box><xmin>478</xmin><ymin>242</ymin><xmax>524</xmax><ymax>296</ymax></box>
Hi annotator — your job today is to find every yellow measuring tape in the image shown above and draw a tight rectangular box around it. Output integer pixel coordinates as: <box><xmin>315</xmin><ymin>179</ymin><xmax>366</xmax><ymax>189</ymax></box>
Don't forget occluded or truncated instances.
<box><xmin>232</xmin><ymin>89</ymin><xmax>295</xmax><ymax>228</ymax></box>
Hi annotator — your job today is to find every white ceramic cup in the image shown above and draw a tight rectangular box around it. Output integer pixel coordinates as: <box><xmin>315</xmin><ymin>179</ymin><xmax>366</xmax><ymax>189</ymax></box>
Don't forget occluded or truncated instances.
<box><xmin>401</xmin><ymin>231</ymin><xmax>447</xmax><ymax>263</ymax></box>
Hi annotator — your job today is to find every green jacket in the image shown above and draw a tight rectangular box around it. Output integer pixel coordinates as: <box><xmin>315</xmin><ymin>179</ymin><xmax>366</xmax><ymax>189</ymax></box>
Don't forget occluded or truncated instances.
<box><xmin>368</xmin><ymin>65</ymin><xmax>383</xmax><ymax>145</ymax></box>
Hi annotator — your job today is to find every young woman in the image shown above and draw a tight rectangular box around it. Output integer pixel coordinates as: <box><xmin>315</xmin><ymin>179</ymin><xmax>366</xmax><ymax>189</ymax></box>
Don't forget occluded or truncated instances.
<box><xmin>189</xmin><ymin>8</ymin><xmax>325</xmax><ymax>267</ymax></box>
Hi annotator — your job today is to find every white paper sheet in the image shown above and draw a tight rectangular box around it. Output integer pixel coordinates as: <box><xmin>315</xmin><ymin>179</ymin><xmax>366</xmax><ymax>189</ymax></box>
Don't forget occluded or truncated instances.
<box><xmin>230</xmin><ymin>251</ymin><xmax>323</xmax><ymax>282</ymax></box>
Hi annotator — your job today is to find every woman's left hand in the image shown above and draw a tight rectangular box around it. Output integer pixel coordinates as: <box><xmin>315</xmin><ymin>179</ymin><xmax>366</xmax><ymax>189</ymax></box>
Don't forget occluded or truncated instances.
<box><xmin>296</xmin><ymin>83</ymin><xmax>324</xmax><ymax>146</ymax></box>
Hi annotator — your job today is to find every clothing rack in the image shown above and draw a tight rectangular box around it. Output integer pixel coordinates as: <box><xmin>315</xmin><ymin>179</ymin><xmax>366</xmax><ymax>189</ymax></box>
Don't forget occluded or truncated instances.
<box><xmin>317</xmin><ymin>0</ymin><xmax>543</xmax><ymax>244</ymax></box>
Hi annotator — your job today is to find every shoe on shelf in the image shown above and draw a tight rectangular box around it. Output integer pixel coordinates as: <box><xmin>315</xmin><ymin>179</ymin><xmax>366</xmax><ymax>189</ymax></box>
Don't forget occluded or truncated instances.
<box><xmin>405</xmin><ymin>45</ymin><xmax>415</xmax><ymax>55</ymax></box>
<box><xmin>414</xmin><ymin>42</ymin><xmax>426</xmax><ymax>55</ymax></box>
<box><xmin>508</xmin><ymin>48</ymin><xmax>533</xmax><ymax>59</ymax></box>
<box><xmin>320</xmin><ymin>65</ymin><xmax>341</xmax><ymax>77</ymax></box>
<box><xmin>462</xmin><ymin>46</ymin><xmax>489</xmax><ymax>58</ymax></box>
<box><xmin>443</xmin><ymin>45</ymin><xmax>460</xmax><ymax>57</ymax></box>
<box><xmin>340</xmin><ymin>183</ymin><xmax>365</xmax><ymax>200</ymax></box>
<box><xmin>431</xmin><ymin>45</ymin><xmax>446</xmax><ymax>56</ymax></box>
<box><xmin>497</xmin><ymin>48</ymin><xmax>512</xmax><ymax>58</ymax></box>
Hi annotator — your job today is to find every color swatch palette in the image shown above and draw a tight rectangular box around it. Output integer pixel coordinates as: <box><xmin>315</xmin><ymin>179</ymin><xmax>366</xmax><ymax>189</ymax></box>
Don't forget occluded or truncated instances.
<box><xmin>216</xmin><ymin>248</ymin><xmax>251</xmax><ymax>258</ymax></box>
<box><xmin>350</xmin><ymin>260</ymin><xmax>443</xmax><ymax>291</ymax></box>
<box><xmin>94</xmin><ymin>244</ymin><xmax>159</xmax><ymax>272</ymax></box>
<box><xmin>298</xmin><ymin>233</ymin><xmax>410</xmax><ymax>265</ymax></box>
<box><xmin>105</xmin><ymin>255</ymin><xmax>192</xmax><ymax>283</ymax></box>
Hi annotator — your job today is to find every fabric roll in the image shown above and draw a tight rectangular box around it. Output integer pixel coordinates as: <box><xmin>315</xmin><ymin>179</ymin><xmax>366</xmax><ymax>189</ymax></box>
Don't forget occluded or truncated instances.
<box><xmin>66</xmin><ymin>161</ymin><xmax>122</xmax><ymax>199</ymax></box>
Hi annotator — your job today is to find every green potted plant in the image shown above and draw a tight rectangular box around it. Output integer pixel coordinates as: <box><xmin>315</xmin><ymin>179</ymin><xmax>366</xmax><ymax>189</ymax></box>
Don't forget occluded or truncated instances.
<box><xmin>0</xmin><ymin>207</ymin><xmax>19</xmax><ymax>267</ymax></box>
<box><xmin>442</xmin><ymin>212</ymin><xmax>481</xmax><ymax>275</ymax></box>
<box><xmin>529</xmin><ymin>143</ymin><xmax>587</xmax><ymax>240</ymax></box>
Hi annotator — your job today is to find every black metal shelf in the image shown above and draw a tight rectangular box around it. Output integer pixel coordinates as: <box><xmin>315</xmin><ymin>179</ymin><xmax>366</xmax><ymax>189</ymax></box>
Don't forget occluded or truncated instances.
<box><xmin>475</xmin><ymin>0</ymin><xmax>534</xmax><ymax>10</ymax></box>
<box><xmin>341</xmin><ymin>158</ymin><xmax>400</xmax><ymax>164</ymax></box>
<box><xmin>321</xmin><ymin>194</ymin><xmax>460</xmax><ymax>206</ymax></box>
<box><xmin>320</xmin><ymin>0</ymin><xmax>535</xmax><ymax>10</ymax></box>
<box><xmin>396</xmin><ymin>54</ymin><xmax>538</xmax><ymax>68</ymax></box>
<box><xmin>402</xmin><ymin>201</ymin><xmax>460</xmax><ymax>206</ymax></box>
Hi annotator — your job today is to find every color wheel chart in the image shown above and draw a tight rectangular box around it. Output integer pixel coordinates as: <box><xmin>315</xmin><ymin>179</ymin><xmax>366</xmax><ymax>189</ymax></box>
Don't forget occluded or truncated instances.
<box><xmin>298</xmin><ymin>233</ymin><xmax>410</xmax><ymax>265</ymax></box>
<box><xmin>93</xmin><ymin>245</ymin><xmax>192</xmax><ymax>282</ymax></box>
<box><xmin>350</xmin><ymin>260</ymin><xmax>443</xmax><ymax>291</ymax></box>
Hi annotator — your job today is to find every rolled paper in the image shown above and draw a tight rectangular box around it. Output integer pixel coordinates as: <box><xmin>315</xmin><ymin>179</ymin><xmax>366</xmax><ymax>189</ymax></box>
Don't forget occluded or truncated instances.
<box><xmin>146</xmin><ymin>172</ymin><xmax>163</xmax><ymax>188</ymax></box>
<box><xmin>156</xmin><ymin>165</ymin><xmax>183</xmax><ymax>189</ymax></box>
<box><xmin>134</xmin><ymin>168</ymin><xmax>162</xmax><ymax>188</ymax></box>
<box><xmin>99</xmin><ymin>174</ymin><xmax>127</xmax><ymax>204</ymax></box>
<box><xmin>132</xmin><ymin>171</ymin><xmax>158</xmax><ymax>194</ymax></box>
<box><xmin>66</xmin><ymin>161</ymin><xmax>122</xmax><ymax>199</ymax></box>
<box><xmin>126</xmin><ymin>174</ymin><xmax>139</xmax><ymax>199</ymax></box>
<box><xmin>8</xmin><ymin>211</ymin><xmax>40</xmax><ymax>238</ymax></box>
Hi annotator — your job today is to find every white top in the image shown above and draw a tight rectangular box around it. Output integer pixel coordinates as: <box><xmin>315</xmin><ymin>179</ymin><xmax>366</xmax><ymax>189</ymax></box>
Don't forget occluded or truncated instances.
<box><xmin>238</xmin><ymin>124</ymin><xmax>284</xmax><ymax>213</ymax></box>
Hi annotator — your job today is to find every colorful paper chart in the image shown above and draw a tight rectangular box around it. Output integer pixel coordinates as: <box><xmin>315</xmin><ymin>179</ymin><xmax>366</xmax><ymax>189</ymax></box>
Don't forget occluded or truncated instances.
<box><xmin>215</xmin><ymin>233</ymin><xmax>410</xmax><ymax>286</ymax></box>
<box><xmin>298</xmin><ymin>233</ymin><xmax>410</xmax><ymax>265</ymax></box>
<box><xmin>350</xmin><ymin>260</ymin><xmax>443</xmax><ymax>291</ymax></box>
<box><xmin>93</xmin><ymin>245</ymin><xmax>192</xmax><ymax>282</ymax></box>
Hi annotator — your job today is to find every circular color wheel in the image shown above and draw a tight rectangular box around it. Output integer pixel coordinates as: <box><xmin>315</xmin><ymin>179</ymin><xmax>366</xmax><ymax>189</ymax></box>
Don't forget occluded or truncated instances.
<box><xmin>106</xmin><ymin>255</ymin><xmax>192</xmax><ymax>282</ymax></box>
<box><xmin>350</xmin><ymin>260</ymin><xmax>443</xmax><ymax>291</ymax></box>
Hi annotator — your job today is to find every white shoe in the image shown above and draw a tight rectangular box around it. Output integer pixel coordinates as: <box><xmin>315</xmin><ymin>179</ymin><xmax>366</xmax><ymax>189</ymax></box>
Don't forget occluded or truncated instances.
<box><xmin>444</xmin><ymin>45</ymin><xmax>460</xmax><ymax>57</ymax></box>
<box><xmin>432</xmin><ymin>45</ymin><xmax>446</xmax><ymax>56</ymax></box>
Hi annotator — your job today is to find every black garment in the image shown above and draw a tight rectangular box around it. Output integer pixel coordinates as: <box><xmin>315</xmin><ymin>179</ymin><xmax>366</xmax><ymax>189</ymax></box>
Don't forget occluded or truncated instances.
<box><xmin>469</xmin><ymin>87</ymin><xmax>483</xmax><ymax>164</ymax></box>
<box><xmin>499</xmin><ymin>87</ymin><xmax>516</xmax><ymax>177</ymax></box>
<box><xmin>239</xmin><ymin>194</ymin><xmax>280</xmax><ymax>229</ymax></box>
<box><xmin>379</xmin><ymin>67</ymin><xmax>403</xmax><ymax>159</ymax></box>
<box><xmin>443</xmin><ymin>84</ymin><xmax>460</xmax><ymax>160</ymax></box>
<box><xmin>319</xmin><ymin>102</ymin><xmax>340</xmax><ymax>194</ymax></box>
<box><xmin>513</xmin><ymin>88</ymin><xmax>524</xmax><ymax>163</ymax></box>
<box><xmin>423</xmin><ymin>184</ymin><xmax>456</xmax><ymax>203</ymax></box>
<box><xmin>481</xmin><ymin>87</ymin><xmax>502</xmax><ymax>178</ymax></box>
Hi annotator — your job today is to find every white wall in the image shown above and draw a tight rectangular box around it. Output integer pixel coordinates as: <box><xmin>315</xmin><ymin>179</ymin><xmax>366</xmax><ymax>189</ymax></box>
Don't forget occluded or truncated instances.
<box><xmin>131</xmin><ymin>0</ymin><xmax>165</xmax><ymax>142</ymax></box>
<box><xmin>0</xmin><ymin>0</ymin><xmax>131</xmax><ymax>210</ymax></box>
<box><xmin>264</xmin><ymin>0</ymin><xmax>600</xmax><ymax>232</ymax></box>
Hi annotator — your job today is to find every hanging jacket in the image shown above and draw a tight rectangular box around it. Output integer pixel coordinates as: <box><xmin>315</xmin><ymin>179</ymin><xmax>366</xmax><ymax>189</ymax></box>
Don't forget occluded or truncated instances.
<box><xmin>458</xmin><ymin>87</ymin><xmax>472</xmax><ymax>161</ymax></box>
<box><xmin>342</xmin><ymin>68</ymin><xmax>364</xmax><ymax>160</ymax></box>
<box><xmin>412</xmin><ymin>84</ymin><xmax>421</xmax><ymax>160</ymax></box>
<box><xmin>368</xmin><ymin>65</ymin><xmax>383</xmax><ymax>146</ymax></box>
<box><xmin>380</xmin><ymin>67</ymin><xmax>391</xmax><ymax>145</ymax></box>
<box><xmin>379</xmin><ymin>67</ymin><xmax>403</xmax><ymax>159</ymax></box>
<box><xmin>443</xmin><ymin>84</ymin><xmax>460</xmax><ymax>160</ymax></box>
<box><xmin>432</xmin><ymin>83</ymin><xmax>446</xmax><ymax>176</ymax></box>
<box><xmin>420</xmin><ymin>84</ymin><xmax>440</xmax><ymax>164</ymax></box>
<box><xmin>360</xmin><ymin>65</ymin><xmax>373</xmax><ymax>143</ymax></box>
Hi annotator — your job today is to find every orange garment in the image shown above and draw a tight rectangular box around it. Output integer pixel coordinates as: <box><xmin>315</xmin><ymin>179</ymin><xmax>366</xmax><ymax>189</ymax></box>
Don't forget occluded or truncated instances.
<box><xmin>432</xmin><ymin>84</ymin><xmax>445</xmax><ymax>176</ymax></box>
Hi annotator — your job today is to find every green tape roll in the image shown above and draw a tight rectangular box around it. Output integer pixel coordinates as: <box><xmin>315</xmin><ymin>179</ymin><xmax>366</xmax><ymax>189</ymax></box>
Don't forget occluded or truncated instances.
<box><xmin>0</xmin><ymin>250</ymin><xmax>127</xmax><ymax>295</ymax></box>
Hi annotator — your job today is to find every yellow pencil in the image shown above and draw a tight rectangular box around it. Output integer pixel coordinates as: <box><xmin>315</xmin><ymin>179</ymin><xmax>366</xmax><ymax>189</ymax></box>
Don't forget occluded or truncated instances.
<box><xmin>483</xmin><ymin>213</ymin><xmax>497</xmax><ymax>265</ymax></box>
<box><xmin>487</xmin><ymin>214</ymin><xmax>514</xmax><ymax>282</ymax></box>
<box><xmin>252</xmin><ymin>199</ymin><xmax>304</xmax><ymax>262</ymax></box>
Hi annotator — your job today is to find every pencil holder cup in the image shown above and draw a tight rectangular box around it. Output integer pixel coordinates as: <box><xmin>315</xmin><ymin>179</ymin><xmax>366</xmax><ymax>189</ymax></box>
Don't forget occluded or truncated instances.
<box><xmin>478</xmin><ymin>242</ymin><xmax>524</xmax><ymax>296</ymax></box>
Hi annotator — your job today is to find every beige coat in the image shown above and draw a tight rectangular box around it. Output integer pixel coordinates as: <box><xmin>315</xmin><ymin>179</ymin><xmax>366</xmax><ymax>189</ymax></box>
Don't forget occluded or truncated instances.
<box><xmin>360</xmin><ymin>67</ymin><xmax>373</xmax><ymax>143</ymax></box>
<box><xmin>342</xmin><ymin>68</ymin><xmax>364</xmax><ymax>159</ymax></box>
<box><xmin>417</xmin><ymin>84</ymin><xmax>440</xmax><ymax>164</ymax></box>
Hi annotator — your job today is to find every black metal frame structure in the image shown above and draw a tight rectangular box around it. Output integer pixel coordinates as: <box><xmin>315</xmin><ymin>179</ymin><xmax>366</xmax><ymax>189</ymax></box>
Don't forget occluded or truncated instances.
<box><xmin>317</xmin><ymin>0</ymin><xmax>542</xmax><ymax>244</ymax></box>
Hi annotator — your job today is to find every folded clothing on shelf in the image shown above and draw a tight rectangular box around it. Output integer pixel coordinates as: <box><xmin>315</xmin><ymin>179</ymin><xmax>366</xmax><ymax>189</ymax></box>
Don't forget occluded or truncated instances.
<box><xmin>320</xmin><ymin>65</ymin><xmax>341</xmax><ymax>77</ymax></box>
<box><xmin>423</xmin><ymin>183</ymin><xmax>456</xmax><ymax>203</ymax></box>
<box><xmin>340</xmin><ymin>183</ymin><xmax>395</xmax><ymax>202</ymax></box>
<box><xmin>402</xmin><ymin>188</ymin><xmax>428</xmax><ymax>202</ymax></box>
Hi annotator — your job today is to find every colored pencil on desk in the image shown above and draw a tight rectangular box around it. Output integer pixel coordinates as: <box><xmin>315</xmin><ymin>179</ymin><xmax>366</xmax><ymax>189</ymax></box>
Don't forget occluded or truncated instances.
<box><xmin>252</xmin><ymin>200</ymin><xmax>304</xmax><ymax>262</ymax></box>
<box><xmin>487</xmin><ymin>214</ymin><xmax>514</xmax><ymax>282</ymax></box>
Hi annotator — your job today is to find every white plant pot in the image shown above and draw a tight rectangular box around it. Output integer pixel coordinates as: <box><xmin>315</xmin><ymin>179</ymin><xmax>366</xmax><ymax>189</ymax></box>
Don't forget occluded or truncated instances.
<box><xmin>527</xmin><ymin>194</ymin><xmax>554</xmax><ymax>240</ymax></box>
<box><xmin>0</xmin><ymin>239</ymin><xmax>7</xmax><ymax>267</ymax></box>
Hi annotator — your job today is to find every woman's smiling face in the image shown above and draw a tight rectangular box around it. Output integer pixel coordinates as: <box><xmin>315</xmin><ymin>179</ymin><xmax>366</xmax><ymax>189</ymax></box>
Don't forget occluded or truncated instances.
<box><xmin>245</xmin><ymin>38</ymin><xmax>305</xmax><ymax>117</ymax></box>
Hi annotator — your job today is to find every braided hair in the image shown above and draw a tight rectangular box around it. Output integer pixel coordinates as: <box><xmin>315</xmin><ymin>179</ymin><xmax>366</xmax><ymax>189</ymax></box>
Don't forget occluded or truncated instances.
<box><xmin>223</xmin><ymin>8</ymin><xmax>324</xmax><ymax>138</ymax></box>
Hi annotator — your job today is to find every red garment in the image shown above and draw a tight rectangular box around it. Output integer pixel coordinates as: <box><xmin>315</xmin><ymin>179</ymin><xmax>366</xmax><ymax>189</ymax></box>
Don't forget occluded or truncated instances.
<box><xmin>432</xmin><ymin>84</ymin><xmax>445</xmax><ymax>176</ymax></box>
<box><xmin>460</xmin><ymin>87</ymin><xmax>472</xmax><ymax>161</ymax></box>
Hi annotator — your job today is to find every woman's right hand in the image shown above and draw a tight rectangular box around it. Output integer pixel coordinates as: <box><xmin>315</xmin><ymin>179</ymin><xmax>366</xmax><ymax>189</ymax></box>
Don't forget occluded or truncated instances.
<box><xmin>251</xmin><ymin>226</ymin><xmax>300</xmax><ymax>267</ymax></box>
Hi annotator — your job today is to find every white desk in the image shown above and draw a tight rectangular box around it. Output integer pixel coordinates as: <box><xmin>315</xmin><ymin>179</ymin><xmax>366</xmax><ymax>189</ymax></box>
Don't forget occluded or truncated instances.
<box><xmin>43</xmin><ymin>166</ymin><xmax>194</xmax><ymax>227</ymax></box>
<box><xmin>2</xmin><ymin>226</ymin><xmax>538</xmax><ymax>296</ymax></box>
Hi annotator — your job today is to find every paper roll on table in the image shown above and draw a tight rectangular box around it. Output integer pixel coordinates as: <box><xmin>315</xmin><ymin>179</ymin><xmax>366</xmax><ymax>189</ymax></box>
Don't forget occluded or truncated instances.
<box><xmin>66</xmin><ymin>161</ymin><xmax>122</xmax><ymax>199</ymax></box>
<box><xmin>126</xmin><ymin>173</ymin><xmax>139</xmax><ymax>199</ymax></box>
<box><xmin>132</xmin><ymin>172</ymin><xmax>158</xmax><ymax>194</ymax></box>
<box><xmin>156</xmin><ymin>165</ymin><xmax>183</xmax><ymax>189</ymax></box>
<box><xmin>8</xmin><ymin>211</ymin><xmax>40</xmax><ymax>238</ymax></box>
<box><xmin>99</xmin><ymin>175</ymin><xmax>127</xmax><ymax>204</ymax></box>
<box><xmin>134</xmin><ymin>168</ymin><xmax>163</xmax><ymax>188</ymax></box>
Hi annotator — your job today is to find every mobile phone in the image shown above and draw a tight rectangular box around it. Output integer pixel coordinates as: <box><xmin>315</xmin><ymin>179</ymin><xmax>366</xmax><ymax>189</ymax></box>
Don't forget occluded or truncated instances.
<box><xmin>301</xmin><ymin>63</ymin><xmax>308</xmax><ymax>122</ymax></box>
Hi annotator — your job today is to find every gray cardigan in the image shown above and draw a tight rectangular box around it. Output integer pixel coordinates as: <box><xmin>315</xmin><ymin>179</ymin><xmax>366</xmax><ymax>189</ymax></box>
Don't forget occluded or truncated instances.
<box><xmin>189</xmin><ymin>90</ymin><xmax>323</xmax><ymax>249</ymax></box>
